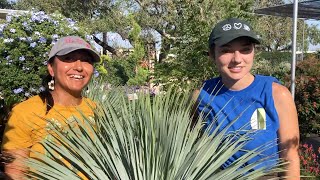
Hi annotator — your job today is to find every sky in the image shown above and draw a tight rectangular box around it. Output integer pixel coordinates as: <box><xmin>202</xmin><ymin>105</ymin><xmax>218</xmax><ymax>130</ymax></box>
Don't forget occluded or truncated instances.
<box><xmin>306</xmin><ymin>19</ymin><xmax>320</xmax><ymax>51</ymax></box>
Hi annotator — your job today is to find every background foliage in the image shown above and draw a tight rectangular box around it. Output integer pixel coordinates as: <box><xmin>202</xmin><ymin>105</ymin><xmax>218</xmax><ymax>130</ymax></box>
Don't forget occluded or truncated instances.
<box><xmin>252</xmin><ymin>51</ymin><xmax>291</xmax><ymax>83</ymax></box>
<box><xmin>9</xmin><ymin>0</ymin><xmax>320</xmax><ymax>89</ymax></box>
<box><xmin>299</xmin><ymin>143</ymin><xmax>320</xmax><ymax>178</ymax></box>
<box><xmin>96</xmin><ymin>16</ymin><xmax>149</xmax><ymax>86</ymax></box>
<box><xmin>293</xmin><ymin>58</ymin><xmax>320</xmax><ymax>137</ymax></box>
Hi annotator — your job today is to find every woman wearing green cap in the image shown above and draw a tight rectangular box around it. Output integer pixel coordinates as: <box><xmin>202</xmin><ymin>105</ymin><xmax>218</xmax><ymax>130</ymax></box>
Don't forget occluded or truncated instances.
<box><xmin>1</xmin><ymin>36</ymin><xmax>100</xmax><ymax>179</ymax></box>
<box><xmin>195</xmin><ymin>18</ymin><xmax>300</xmax><ymax>179</ymax></box>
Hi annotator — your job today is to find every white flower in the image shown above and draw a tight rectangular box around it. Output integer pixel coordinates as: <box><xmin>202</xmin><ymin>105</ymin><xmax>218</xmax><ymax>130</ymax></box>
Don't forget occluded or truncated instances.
<box><xmin>30</xmin><ymin>42</ymin><xmax>37</xmax><ymax>48</ymax></box>
<box><xmin>19</xmin><ymin>37</ymin><xmax>27</xmax><ymax>41</ymax></box>
<box><xmin>52</xmin><ymin>34</ymin><xmax>59</xmax><ymax>39</ymax></box>
<box><xmin>19</xmin><ymin>56</ymin><xmax>25</xmax><ymax>61</ymax></box>
<box><xmin>4</xmin><ymin>38</ymin><xmax>14</xmax><ymax>43</ymax></box>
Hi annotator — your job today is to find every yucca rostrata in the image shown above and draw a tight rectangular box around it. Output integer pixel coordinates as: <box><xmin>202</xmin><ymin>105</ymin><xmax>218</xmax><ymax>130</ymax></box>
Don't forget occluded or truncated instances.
<box><xmin>25</xmin><ymin>81</ymin><xmax>284</xmax><ymax>180</ymax></box>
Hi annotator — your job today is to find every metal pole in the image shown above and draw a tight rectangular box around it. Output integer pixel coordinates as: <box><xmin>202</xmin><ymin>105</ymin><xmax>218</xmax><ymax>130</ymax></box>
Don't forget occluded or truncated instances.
<box><xmin>291</xmin><ymin>0</ymin><xmax>298</xmax><ymax>100</ymax></box>
<box><xmin>302</xmin><ymin>20</ymin><xmax>305</xmax><ymax>61</ymax></box>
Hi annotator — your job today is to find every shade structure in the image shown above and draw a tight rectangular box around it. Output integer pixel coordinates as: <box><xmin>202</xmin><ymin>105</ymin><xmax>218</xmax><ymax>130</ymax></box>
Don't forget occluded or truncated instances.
<box><xmin>255</xmin><ymin>0</ymin><xmax>320</xmax><ymax>20</ymax></box>
<box><xmin>254</xmin><ymin>0</ymin><xmax>320</xmax><ymax>99</ymax></box>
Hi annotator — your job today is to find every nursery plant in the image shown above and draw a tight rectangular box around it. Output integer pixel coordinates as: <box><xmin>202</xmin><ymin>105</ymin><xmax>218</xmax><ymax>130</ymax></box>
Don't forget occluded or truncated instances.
<box><xmin>299</xmin><ymin>143</ymin><xmax>320</xmax><ymax>179</ymax></box>
<box><xmin>25</xmin><ymin>80</ymin><xmax>285</xmax><ymax>180</ymax></box>
<box><xmin>294</xmin><ymin>58</ymin><xmax>320</xmax><ymax>136</ymax></box>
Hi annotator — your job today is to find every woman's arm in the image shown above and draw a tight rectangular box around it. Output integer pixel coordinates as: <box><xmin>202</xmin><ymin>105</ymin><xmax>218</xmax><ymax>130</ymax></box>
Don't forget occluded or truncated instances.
<box><xmin>3</xmin><ymin>149</ymin><xmax>29</xmax><ymax>179</ymax></box>
<box><xmin>272</xmin><ymin>83</ymin><xmax>300</xmax><ymax>179</ymax></box>
<box><xmin>2</xmin><ymin>108</ymin><xmax>33</xmax><ymax>179</ymax></box>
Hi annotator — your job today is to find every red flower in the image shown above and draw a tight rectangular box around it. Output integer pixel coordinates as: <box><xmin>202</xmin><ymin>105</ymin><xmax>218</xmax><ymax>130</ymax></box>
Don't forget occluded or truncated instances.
<box><xmin>309</xmin><ymin>167</ymin><xmax>314</xmax><ymax>173</ymax></box>
<box><xmin>313</xmin><ymin>102</ymin><xmax>317</xmax><ymax>108</ymax></box>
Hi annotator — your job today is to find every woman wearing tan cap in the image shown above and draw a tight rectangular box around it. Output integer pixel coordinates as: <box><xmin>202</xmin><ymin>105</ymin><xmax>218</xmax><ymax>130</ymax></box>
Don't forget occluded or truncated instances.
<box><xmin>1</xmin><ymin>36</ymin><xmax>100</xmax><ymax>179</ymax></box>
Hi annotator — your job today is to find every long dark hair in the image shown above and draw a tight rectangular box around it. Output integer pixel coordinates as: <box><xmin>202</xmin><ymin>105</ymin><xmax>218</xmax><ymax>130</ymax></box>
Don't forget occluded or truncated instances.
<box><xmin>39</xmin><ymin>58</ymin><xmax>54</xmax><ymax>114</ymax></box>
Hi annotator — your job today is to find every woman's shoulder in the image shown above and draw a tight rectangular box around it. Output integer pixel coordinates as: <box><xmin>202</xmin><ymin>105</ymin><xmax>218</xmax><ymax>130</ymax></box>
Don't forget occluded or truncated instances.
<box><xmin>10</xmin><ymin>95</ymin><xmax>46</xmax><ymax>119</ymax></box>
<box><xmin>272</xmin><ymin>82</ymin><xmax>292</xmax><ymax>100</ymax></box>
<box><xmin>203</xmin><ymin>76</ymin><xmax>221</xmax><ymax>84</ymax></box>
<box><xmin>201</xmin><ymin>77</ymin><xmax>223</xmax><ymax>90</ymax></box>
<box><xmin>255</xmin><ymin>74</ymin><xmax>279</xmax><ymax>82</ymax></box>
<box><xmin>12</xmin><ymin>95</ymin><xmax>44</xmax><ymax>111</ymax></box>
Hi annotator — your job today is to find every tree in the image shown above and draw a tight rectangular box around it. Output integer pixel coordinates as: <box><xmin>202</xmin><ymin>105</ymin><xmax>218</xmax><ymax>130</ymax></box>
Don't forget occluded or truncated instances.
<box><xmin>15</xmin><ymin>0</ymin><xmax>320</xmax><ymax>88</ymax></box>
<box><xmin>14</xmin><ymin>0</ymin><xmax>151</xmax><ymax>86</ymax></box>
<box><xmin>0</xmin><ymin>0</ymin><xmax>13</xmax><ymax>9</ymax></box>
<box><xmin>17</xmin><ymin>0</ymin><xmax>255</xmax><ymax>88</ymax></box>
<box><xmin>126</xmin><ymin>0</ymin><xmax>256</xmax><ymax>88</ymax></box>
<box><xmin>98</xmin><ymin>16</ymin><xmax>149</xmax><ymax>86</ymax></box>
<box><xmin>14</xmin><ymin>0</ymin><xmax>130</xmax><ymax>56</ymax></box>
<box><xmin>14</xmin><ymin>0</ymin><xmax>256</xmax><ymax>84</ymax></box>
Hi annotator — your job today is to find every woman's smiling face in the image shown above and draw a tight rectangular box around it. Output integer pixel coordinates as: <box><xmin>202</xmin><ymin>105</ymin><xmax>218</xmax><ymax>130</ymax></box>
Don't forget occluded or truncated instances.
<box><xmin>213</xmin><ymin>37</ymin><xmax>255</xmax><ymax>83</ymax></box>
<box><xmin>48</xmin><ymin>50</ymin><xmax>94</xmax><ymax>95</ymax></box>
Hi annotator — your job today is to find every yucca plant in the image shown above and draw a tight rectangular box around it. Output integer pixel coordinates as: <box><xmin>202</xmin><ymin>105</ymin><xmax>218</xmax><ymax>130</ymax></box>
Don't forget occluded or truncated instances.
<box><xmin>25</xmin><ymin>79</ymin><xmax>284</xmax><ymax>179</ymax></box>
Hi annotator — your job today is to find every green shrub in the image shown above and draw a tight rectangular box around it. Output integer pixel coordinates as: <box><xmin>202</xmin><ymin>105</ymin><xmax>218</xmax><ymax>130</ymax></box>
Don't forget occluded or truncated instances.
<box><xmin>299</xmin><ymin>143</ymin><xmax>320</xmax><ymax>178</ymax></box>
<box><xmin>95</xmin><ymin>17</ymin><xmax>149</xmax><ymax>87</ymax></box>
<box><xmin>253</xmin><ymin>51</ymin><xmax>291</xmax><ymax>83</ymax></box>
<box><xmin>294</xmin><ymin>58</ymin><xmax>320</xmax><ymax>136</ymax></box>
<box><xmin>0</xmin><ymin>11</ymin><xmax>85</xmax><ymax>122</ymax></box>
<box><xmin>97</xmin><ymin>54</ymin><xmax>150</xmax><ymax>87</ymax></box>
<box><xmin>98</xmin><ymin>54</ymin><xmax>134</xmax><ymax>86</ymax></box>
<box><xmin>257</xmin><ymin>51</ymin><xmax>291</xmax><ymax>65</ymax></box>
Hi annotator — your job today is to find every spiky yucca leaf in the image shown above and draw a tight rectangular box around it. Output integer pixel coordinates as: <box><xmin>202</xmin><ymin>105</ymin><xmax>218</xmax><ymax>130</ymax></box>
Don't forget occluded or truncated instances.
<box><xmin>26</xmin><ymin>81</ymin><xmax>284</xmax><ymax>180</ymax></box>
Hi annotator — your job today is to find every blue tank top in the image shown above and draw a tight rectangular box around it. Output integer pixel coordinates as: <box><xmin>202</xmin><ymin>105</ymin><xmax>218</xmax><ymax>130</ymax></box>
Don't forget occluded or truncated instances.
<box><xmin>197</xmin><ymin>75</ymin><xmax>280</xmax><ymax>169</ymax></box>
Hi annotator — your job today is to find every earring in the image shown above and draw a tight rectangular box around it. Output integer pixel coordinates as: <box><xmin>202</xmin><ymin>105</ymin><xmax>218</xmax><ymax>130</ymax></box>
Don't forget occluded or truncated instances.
<box><xmin>48</xmin><ymin>77</ymin><xmax>54</xmax><ymax>91</ymax></box>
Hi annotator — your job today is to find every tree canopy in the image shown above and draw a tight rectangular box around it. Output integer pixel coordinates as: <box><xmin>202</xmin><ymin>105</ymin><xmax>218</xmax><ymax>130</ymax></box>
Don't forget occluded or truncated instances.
<box><xmin>7</xmin><ymin>0</ymin><xmax>320</xmax><ymax>87</ymax></box>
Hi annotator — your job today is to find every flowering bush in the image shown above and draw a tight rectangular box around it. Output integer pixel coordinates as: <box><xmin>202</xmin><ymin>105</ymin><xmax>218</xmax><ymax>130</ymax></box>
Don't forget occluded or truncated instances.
<box><xmin>293</xmin><ymin>58</ymin><xmax>320</xmax><ymax>136</ymax></box>
<box><xmin>0</xmin><ymin>11</ymin><xmax>85</xmax><ymax>121</ymax></box>
<box><xmin>299</xmin><ymin>143</ymin><xmax>320</xmax><ymax>178</ymax></box>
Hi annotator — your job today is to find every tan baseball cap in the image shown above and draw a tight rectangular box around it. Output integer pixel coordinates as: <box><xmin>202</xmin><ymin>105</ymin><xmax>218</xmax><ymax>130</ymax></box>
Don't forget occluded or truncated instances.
<box><xmin>48</xmin><ymin>36</ymin><xmax>100</xmax><ymax>63</ymax></box>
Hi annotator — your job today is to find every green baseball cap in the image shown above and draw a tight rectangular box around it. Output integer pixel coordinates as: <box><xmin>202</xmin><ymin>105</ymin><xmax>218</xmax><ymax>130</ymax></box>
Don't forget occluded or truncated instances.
<box><xmin>48</xmin><ymin>36</ymin><xmax>100</xmax><ymax>63</ymax></box>
<box><xmin>208</xmin><ymin>18</ymin><xmax>260</xmax><ymax>48</ymax></box>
